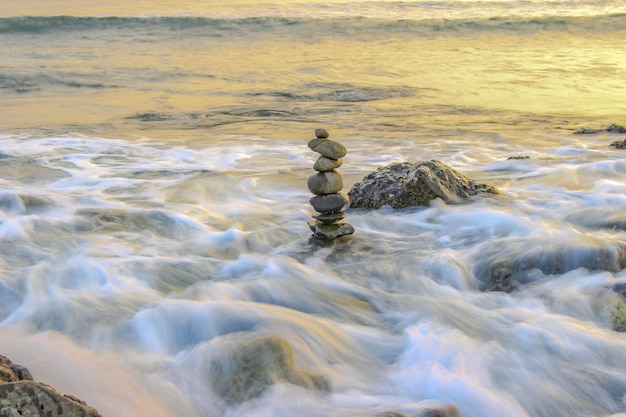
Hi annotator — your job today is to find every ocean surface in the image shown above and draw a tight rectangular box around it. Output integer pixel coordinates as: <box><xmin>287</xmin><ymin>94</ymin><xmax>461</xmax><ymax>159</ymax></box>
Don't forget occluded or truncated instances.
<box><xmin>1</xmin><ymin>1</ymin><xmax>626</xmax><ymax>416</ymax></box>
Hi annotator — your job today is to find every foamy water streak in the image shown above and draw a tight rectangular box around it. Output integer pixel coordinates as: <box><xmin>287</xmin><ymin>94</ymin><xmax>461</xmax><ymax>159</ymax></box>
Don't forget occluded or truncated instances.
<box><xmin>2</xmin><ymin>0</ymin><xmax>626</xmax><ymax>416</ymax></box>
<box><xmin>0</xmin><ymin>132</ymin><xmax>625</xmax><ymax>417</ymax></box>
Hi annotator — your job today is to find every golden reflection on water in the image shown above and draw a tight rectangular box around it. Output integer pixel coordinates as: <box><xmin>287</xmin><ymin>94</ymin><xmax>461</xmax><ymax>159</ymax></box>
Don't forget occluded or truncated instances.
<box><xmin>2</xmin><ymin>30</ymin><xmax>624</xmax><ymax>133</ymax></box>
<box><xmin>1</xmin><ymin>0</ymin><xmax>625</xmax><ymax>133</ymax></box>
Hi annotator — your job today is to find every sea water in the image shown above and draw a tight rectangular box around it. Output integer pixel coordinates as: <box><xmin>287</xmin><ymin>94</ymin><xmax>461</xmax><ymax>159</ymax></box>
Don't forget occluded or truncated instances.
<box><xmin>1</xmin><ymin>1</ymin><xmax>626</xmax><ymax>416</ymax></box>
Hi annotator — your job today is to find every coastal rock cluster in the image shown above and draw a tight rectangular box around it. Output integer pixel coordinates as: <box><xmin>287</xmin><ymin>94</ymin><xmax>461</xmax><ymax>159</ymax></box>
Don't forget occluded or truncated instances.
<box><xmin>307</xmin><ymin>129</ymin><xmax>355</xmax><ymax>240</ymax></box>
<box><xmin>0</xmin><ymin>355</ymin><xmax>102</xmax><ymax>417</ymax></box>
<box><xmin>574</xmin><ymin>123</ymin><xmax>626</xmax><ymax>149</ymax></box>
<box><xmin>575</xmin><ymin>123</ymin><xmax>626</xmax><ymax>134</ymax></box>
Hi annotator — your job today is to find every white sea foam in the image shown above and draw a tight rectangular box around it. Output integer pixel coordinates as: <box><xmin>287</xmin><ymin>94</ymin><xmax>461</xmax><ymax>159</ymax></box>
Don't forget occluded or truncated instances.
<box><xmin>1</xmin><ymin>1</ymin><xmax>626</xmax><ymax>415</ymax></box>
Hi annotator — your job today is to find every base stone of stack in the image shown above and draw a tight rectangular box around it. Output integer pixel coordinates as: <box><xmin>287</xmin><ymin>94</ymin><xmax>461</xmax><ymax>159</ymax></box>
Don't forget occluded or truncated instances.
<box><xmin>308</xmin><ymin>220</ymin><xmax>355</xmax><ymax>240</ymax></box>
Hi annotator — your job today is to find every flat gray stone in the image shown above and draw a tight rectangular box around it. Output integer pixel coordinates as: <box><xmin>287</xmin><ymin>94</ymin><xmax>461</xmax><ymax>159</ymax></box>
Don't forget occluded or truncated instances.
<box><xmin>313</xmin><ymin>156</ymin><xmax>343</xmax><ymax>172</ymax></box>
<box><xmin>310</xmin><ymin>193</ymin><xmax>350</xmax><ymax>213</ymax></box>
<box><xmin>310</xmin><ymin>139</ymin><xmax>347</xmax><ymax>159</ymax></box>
<box><xmin>313</xmin><ymin>211</ymin><xmax>346</xmax><ymax>224</ymax></box>
<box><xmin>308</xmin><ymin>138</ymin><xmax>328</xmax><ymax>151</ymax></box>
<box><xmin>307</xmin><ymin>171</ymin><xmax>343</xmax><ymax>195</ymax></box>
<box><xmin>308</xmin><ymin>220</ymin><xmax>354</xmax><ymax>240</ymax></box>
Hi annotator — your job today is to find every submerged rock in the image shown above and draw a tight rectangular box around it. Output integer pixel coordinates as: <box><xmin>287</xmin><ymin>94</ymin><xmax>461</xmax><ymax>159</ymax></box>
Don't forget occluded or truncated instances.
<box><xmin>609</xmin><ymin>283</ymin><xmax>626</xmax><ymax>332</ymax></box>
<box><xmin>609</xmin><ymin>139</ymin><xmax>626</xmax><ymax>149</ymax></box>
<box><xmin>209</xmin><ymin>335</ymin><xmax>329</xmax><ymax>404</ymax></box>
<box><xmin>476</xmin><ymin>239</ymin><xmax>626</xmax><ymax>292</ymax></box>
<box><xmin>348</xmin><ymin>160</ymin><xmax>503</xmax><ymax>209</ymax></box>
<box><xmin>377</xmin><ymin>404</ymin><xmax>461</xmax><ymax>417</ymax></box>
<box><xmin>0</xmin><ymin>355</ymin><xmax>102</xmax><ymax>417</ymax></box>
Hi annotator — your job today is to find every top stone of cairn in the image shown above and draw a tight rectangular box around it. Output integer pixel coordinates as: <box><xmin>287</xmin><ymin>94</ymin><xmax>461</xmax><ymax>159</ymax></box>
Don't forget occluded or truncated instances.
<box><xmin>315</xmin><ymin>128</ymin><xmax>329</xmax><ymax>139</ymax></box>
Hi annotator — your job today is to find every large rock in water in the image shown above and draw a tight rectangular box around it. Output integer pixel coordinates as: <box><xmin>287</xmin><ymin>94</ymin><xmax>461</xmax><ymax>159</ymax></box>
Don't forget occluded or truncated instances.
<box><xmin>0</xmin><ymin>355</ymin><xmax>102</xmax><ymax>417</ymax></box>
<box><xmin>209</xmin><ymin>335</ymin><xmax>329</xmax><ymax>404</ymax></box>
<box><xmin>475</xmin><ymin>237</ymin><xmax>626</xmax><ymax>292</ymax></box>
<box><xmin>348</xmin><ymin>160</ymin><xmax>503</xmax><ymax>209</ymax></box>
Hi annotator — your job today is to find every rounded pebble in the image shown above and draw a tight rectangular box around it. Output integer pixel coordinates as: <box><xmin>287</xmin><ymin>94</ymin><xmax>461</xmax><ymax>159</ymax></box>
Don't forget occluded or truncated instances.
<box><xmin>307</xmin><ymin>171</ymin><xmax>343</xmax><ymax>195</ymax></box>
<box><xmin>313</xmin><ymin>156</ymin><xmax>343</xmax><ymax>172</ymax></box>
<box><xmin>310</xmin><ymin>193</ymin><xmax>349</xmax><ymax>213</ymax></box>
<box><xmin>314</xmin><ymin>128</ymin><xmax>329</xmax><ymax>139</ymax></box>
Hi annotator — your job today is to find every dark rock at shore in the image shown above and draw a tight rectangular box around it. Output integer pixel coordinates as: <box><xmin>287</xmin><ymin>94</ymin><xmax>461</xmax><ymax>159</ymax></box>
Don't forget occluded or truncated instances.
<box><xmin>209</xmin><ymin>335</ymin><xmax>329</xmax><ymax>404</ymax></box>
<box><xmin>348</xmin><ymin>160</ymin><xmax>503</xmax><ymax>209</ymax></box>
<box><xmin>609</xmin><ymin>139</ymin><xmax>626</xmax><ymax>149</ymax></box>
<box><xmin>476</xmin><ymin>239</ymin><xmax>626</xmax><ymax>292</ymax></box>
<box><xmin>0</xmin><ymin>355</ymin><xmax>102</xmax><ymax>417</ymax></box>
<box><xmin>575</xmin><ymin>123</ymin><xmax>626</xmax><ymax>134</ymax></box>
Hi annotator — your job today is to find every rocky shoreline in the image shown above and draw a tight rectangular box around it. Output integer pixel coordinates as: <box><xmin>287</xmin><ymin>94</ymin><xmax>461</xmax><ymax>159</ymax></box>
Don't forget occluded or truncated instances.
<box><xmin>0</xmin><ymin>355</ymin><xmax>102</xmax><ymax>417</ymax></box>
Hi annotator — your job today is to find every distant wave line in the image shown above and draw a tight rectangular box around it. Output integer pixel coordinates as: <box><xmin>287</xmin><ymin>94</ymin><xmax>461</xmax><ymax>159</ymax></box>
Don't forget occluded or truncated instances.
<box><xmin>1</xmin><ymin>14</ymin><xmax>625</xmax><ymax>36</ymax></box>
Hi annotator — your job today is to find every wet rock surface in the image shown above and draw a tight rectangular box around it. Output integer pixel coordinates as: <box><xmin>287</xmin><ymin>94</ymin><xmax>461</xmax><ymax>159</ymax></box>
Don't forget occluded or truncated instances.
<box><xmin>476</xmin><ymin>238</ymin><xmax>626</xmax><ymax>292</ymax></box>
<box><xmin>377</xmin><ymin>405</ymin><xmax>461</xmax><ymax>417</ymax></box>
<box><xmin>348</xmin><ymin>160</ymin><xmax>503</xmax><ymax>209</ymax></box>
<box><xmin>209</xmin><ymin>335</ymin><xmax>329</xmax><ymax>404</ymax></box>
<box><xmin>575</xmin><ymin>123</ymin><xmax>626</xmax><ymax>134</ymax></box>
<box><xmin>0</xmin><ymin>355</ymin><xmax>102</xmax><ymax>417</ymax></box>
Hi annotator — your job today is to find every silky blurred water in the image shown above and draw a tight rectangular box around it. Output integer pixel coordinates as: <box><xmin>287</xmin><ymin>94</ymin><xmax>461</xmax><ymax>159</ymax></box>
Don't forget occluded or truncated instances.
<box><xmin>1</xmin><ymin>1</ymin><xmax>626</xmax><ymax>417</ymax></box>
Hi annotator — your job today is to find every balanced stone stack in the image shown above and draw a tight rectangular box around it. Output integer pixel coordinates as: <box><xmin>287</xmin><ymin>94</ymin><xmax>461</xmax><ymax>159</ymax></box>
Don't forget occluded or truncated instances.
<box><xmin>307</xmin><ymin>128</ymin><xmax>355</xmax><ymax>240</ymax></box>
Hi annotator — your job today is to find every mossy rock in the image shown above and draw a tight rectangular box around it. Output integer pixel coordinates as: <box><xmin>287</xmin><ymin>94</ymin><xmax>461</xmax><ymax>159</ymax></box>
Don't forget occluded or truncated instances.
<box><xmin>210</xmin><ymin>335</ymin><xmax>329</xmax><ymax>404</ymax></box>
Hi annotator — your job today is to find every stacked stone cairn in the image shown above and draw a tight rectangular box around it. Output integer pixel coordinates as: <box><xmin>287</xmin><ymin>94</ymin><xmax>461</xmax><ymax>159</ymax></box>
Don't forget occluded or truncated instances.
<box><xmin>307</xmin><ymin>128</ymin><xmax>355</xmax><ymax>240</ymax></box>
